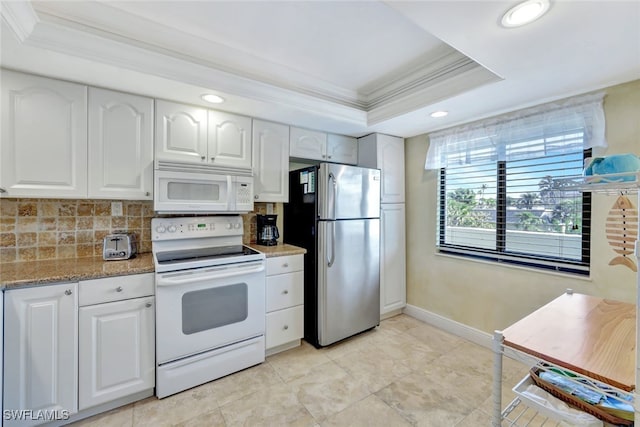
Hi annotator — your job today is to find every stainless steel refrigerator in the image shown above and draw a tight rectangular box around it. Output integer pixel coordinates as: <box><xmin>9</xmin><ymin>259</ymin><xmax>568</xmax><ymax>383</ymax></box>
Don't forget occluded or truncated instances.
<box><xmin>284</xmin><ymin>163</ymin><xmax>380</xmax><ymax>347</ymax></box>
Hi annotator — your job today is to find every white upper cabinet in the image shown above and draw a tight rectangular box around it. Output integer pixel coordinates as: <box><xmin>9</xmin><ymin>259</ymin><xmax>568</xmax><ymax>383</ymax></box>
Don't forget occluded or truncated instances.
<box><xmin>155</xmin><ymin>101</ymin><xmax>252</xmax><ymax>171</ymax></box>
<box><xmin>358</xmin><ymin>133</ymin><xmax>405</xmax><ymax>203</ymax></box>
<box><xmin>88</xmin><ymin>88</ymin><xmax>154</xmax><ymax>200</ymax></box>
<box><xmin>290</xmin><ymin>126</ymin><xmax>357</xmax><ymax>165</ymax></box>
<box><xmin>326</xmin><ymin>134</ymin><xmax>357</xmax><ymax>165</ymax></box>
<box><xmin>155</xmin><ymin>100</ymin><xmax>208</xmax><ymax>165</ymax></box>
<box><xmin>252</xmin><ymin>119</ymin><xmax>289</xmax><ymax>202</ymax></box>
<box><xmin>289</xmin><ymin>126</ymin><xmax>326</xmax><ymax>161</ymax></box>
<box><xmin>208</xmin><ymin>110</ymin><xmax>252</xmax><ymax>170</ymax></box>
<box><xmin>1</xmin><ymin>70</ymin><xmax>88</xmax><ymax>198</ymax></box>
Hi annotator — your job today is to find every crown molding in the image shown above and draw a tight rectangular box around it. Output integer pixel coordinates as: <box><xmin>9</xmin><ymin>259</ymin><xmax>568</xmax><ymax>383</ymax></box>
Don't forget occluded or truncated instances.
<box><xmin>12</xmin><ymin>1</ymin><xmax>501</xmax><ymax>127</ymax></box>
<box><xmin>367</xmin><ymin>65</ymin><xmax>503</xmax><ymax>125</ymax></box>
<box><xmin>0</xmin><ymin>1</ymin><xmax>39</xmax><ymax>42</ymax></box>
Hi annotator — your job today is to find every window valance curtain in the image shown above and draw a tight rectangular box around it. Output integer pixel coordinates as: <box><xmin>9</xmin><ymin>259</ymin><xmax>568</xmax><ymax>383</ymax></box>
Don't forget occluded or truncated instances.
<box><xmin>424</xmin><ymin>92</ymin><xmax>606</xmax><ymax>170</ymax></box>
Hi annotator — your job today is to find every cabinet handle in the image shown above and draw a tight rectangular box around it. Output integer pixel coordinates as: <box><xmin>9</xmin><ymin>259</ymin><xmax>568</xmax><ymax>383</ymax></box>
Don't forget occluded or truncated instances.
<box><xmin>254</xmin><ymin>195</ymin><xmax>259</xmax><ymax>199</ymax></box>
<box><xmin>283</xmin><ymin>289</ymin><xmax>289</xmax><ymax>295</ymax></box>
<box><xmin>283</xmin><ymin>263</ymin><xmax>289</xmax><ymax>268</ymax></box>
<box><xmin>145</xmin><ymin>192</ymin><xmax>150</xmax><ymax>197</ymax></box>
<box><xmin>146</xmin><ymin>302</ymin><xmax>152</xmax><ymax>308</ymax></box>
<box><xmin>0</xmin><ymin>187</ymin><xmax>6</xmax><ymax>193</ymax></box>
<box><xmin>211</xmin><ymin>156</ymin><xmax>215</xmax><ymax>161</ymax></box>
<box><xmin>65</xmin><ymin>289</ymin><xmax>72</xmax><ymax>296</ymax></box>
<box><xmin>322</xmin><ymin>155</ymin><xmax>326</xmax><ymax>158</ymax></box>
<box><xmin>328</xmin><ymin>155</ymin><xmax>332</xmax><ymax>159</ymax></box>
<box><xmin>116</xmin><ymin>286</ymin><xmax>123</xmax><ymax>292</ymax></box>
<box><xmin>201</xmin><ymin>156</ymin><xmax>206</xmax><ymax>160</ymax></box>
<box><xmin>283</xmin><ymin>325</ymin><xmax>289</xmax><ymax>330</ymax></box>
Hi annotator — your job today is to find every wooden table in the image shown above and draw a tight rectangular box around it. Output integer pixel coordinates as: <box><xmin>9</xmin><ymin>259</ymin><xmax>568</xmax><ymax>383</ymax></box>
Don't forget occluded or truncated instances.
<box><xmin>503</xmin><ymin>292</ymin><xmax>636</xmax><ymax>392</ymax></box>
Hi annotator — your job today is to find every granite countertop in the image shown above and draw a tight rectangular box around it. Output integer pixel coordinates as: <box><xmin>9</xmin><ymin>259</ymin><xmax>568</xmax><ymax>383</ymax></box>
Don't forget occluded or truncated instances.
<box><xmin>0</xmin><ymin>253</ymin><xmax>155</xmax><ymax>290</ymax></box>
<box><xmin>1</xmin><ymin>244</ymin><xmax>306</xmax><ymax>290</ymax></box>
<box><xmin>247</xmin><ymin>243</ymin><xmax>307</xmax><ymax>257</ymax></box>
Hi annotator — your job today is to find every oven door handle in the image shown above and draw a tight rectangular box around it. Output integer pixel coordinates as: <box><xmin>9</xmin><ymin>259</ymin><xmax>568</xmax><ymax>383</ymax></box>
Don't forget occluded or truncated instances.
<box><xmin>156</xmin><ymin>263</ymin><xmax>265</xmax><ymax>286</ymax></box>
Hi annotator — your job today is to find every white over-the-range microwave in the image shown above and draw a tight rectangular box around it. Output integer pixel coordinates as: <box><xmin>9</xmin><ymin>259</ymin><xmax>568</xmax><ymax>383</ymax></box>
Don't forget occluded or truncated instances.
<box><xmin>154</xmin><ymin>164</ymin><xmax>254</xmax><ymax>214</ymax></box>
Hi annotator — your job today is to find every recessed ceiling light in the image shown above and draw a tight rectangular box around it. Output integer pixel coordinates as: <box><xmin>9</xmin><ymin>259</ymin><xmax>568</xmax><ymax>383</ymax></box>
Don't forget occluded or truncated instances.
<box><xmin>430</xmin><ymin>111</ymin><xmax>449</xmax><ymax>118</ymax></box>
<box><xmin>501</xmin><ymin>0</ymin><xmax>550</xmax><ymax>28</ymax></box>
<box><xmin>201</xmin><ymin>94</ymin><xmax>225</xmax><ymax>104</ymax></box>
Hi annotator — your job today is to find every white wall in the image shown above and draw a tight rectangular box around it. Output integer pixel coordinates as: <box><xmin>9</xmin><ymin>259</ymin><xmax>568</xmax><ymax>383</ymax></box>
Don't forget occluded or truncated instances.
<box><xmin>405</xmin><ymin>80</ymin><xmax>640</xmax><ymax>333</ymax></box>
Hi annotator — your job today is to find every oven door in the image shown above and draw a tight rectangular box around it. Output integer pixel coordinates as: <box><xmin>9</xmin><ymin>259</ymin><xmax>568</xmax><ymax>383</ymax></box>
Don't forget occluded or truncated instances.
<box><xmin>154</xmin><ymin>169</ymin><xmax>231</xmax><ymax>213</ymax></box>
<box><xmin>155</xmin><ymin>260</ymin><xmax>265</xmax><ymax>364</ymax></box>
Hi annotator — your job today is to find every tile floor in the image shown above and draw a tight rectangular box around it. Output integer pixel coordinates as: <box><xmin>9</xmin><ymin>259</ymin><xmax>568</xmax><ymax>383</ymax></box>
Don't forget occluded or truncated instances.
<box><xmin>70</xmin><ymin>314</ymin><xmax>537</xmax><ymax>426</ymax></box>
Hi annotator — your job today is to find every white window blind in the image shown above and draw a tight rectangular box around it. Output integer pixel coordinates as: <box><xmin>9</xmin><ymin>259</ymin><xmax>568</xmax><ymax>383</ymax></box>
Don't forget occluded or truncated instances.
<box><xmin>432</xmin><ymin>93</ymin><xmax>602</xmax><ymax>275</ymax></box>
<box><xmin>425</xmin><ymin>92</ymin><xmax>606</xmax><ymax>170</ymax></box>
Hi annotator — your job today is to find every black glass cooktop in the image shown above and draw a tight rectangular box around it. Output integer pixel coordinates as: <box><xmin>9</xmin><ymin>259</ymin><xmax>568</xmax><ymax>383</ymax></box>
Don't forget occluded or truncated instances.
<box><xmin>156</xmin><ymin>245</ymin><xmax>261</xmax><ymax>265</ymax></box>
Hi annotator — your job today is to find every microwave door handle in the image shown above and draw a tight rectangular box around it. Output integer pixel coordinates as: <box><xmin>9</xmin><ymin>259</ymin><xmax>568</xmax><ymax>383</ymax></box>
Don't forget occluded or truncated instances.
<box><xmin>157</xmin><ymin>263</ymin><xmax>265</xmax><ymax>286</ymax></box>
<box><xmin>227</xmin><ymin>175</ymin><xmax>234</xmax><ymax>211</ymax></box>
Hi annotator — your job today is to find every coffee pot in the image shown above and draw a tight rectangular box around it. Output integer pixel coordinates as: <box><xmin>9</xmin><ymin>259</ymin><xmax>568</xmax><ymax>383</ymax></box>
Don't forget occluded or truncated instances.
<box><xmin>257</xmin><ymin>214</ymin><xmax>279</xmax><ymax>246</ymax></box>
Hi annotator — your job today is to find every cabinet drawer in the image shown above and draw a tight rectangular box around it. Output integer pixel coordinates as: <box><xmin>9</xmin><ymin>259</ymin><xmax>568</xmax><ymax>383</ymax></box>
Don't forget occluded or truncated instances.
<box><xmin>79</xmin><ymin>273</ymin><xmax>154</xmax><ymax>306</ymax></box>
<box><xmin>266</xmin><ymin>305</ymin><xmax>304</xmax><ymax>349</ymax></box>
<box><xmin>266</xmin><ymin>254</ymin><xmax>303</xmax><ymax>275</ymax></box>
<box><xmin>266</xmin><ymin>271</ymin><xmax>304</xmax><ymax>312</ymax></box>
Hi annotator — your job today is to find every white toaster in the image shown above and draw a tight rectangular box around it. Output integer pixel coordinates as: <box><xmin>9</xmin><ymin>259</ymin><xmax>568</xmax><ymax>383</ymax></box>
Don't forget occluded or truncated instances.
<box><xmin>103</xmin><ymin>233</ymin><xmax>138</xmax><ymax>260</ymax></box>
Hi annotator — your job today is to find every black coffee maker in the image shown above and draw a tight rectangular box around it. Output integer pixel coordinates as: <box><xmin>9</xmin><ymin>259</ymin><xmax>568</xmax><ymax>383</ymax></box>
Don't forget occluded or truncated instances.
<box><xmin>257</xmin><ymin>214</ymin><xmax>279</xmax><ymax>246</ymax></box>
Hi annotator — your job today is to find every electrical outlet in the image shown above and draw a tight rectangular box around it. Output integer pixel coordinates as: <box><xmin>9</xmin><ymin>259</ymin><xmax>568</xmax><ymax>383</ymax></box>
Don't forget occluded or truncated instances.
<box><xmin>111</xmin><ymin>202</ymin><xmax>123</xmax><ymax>216</ymax></box>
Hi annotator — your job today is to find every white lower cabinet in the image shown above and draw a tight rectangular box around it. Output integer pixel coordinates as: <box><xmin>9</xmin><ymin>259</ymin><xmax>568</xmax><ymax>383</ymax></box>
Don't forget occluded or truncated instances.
<box><xmin>3</xmin><ymin>283</ymin><xmax>79</xmax><ymax>427</ymax></box>
<box><xmin>265</xmin><ymin>255</ymin><xmax>304</xmax><ymax>355</ymax></box>
<box><xmin>78</xmin><ymin>274</ymin><xmax>155</xmax><ymax>410</ymax></box>
<box><xmin>2</xmin><ymin>274</ymin><xmax>155</xmax><ymax>426</ymax></box>
<box><xmin>380</xmin><ymin>203</ymin><xmax>407</xmax><ymax>317</ymax></box>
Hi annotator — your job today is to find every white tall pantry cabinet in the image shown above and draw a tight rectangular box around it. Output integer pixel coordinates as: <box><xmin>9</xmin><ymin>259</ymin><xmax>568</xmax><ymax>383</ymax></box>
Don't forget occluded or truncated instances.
<box><xmin>358</xmin><ymin>133</ymin><xmax>406</xmax><ymax>317</ymax></box>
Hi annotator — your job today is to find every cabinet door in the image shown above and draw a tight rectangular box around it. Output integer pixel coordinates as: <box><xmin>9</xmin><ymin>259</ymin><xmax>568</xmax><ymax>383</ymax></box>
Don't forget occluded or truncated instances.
<box><xmin>289</xmin><ymin>126</ymin><xmax>327</xmax><ymax>160</ymax></box>
<box><xmin>79</xmin><ymin>296</ymin><xmax>155</xmax><ymax>410</ymax></box>
<box><xmin>327</xmin><ymin>134</ymin><xmax>358</xmax><ymax>165</ymax></box>
<box><xmin>88</xmin><ymin>88</ymin><xmax>154</xmax><ymax>199</ymax></box>
<box><xmin>377</xmin><ymin>135</ymin><xmax>405</xmax><ymax>203</ymax></box>
<box><xmin>4</xmin><ymin>283</ymin><xmax>78</xmax><ymax>426</ymax></box>
<box><xmin>0</xmin><ymin>70</ymin><xmax>87</xmax><ymax>198</ymax></box>
<box><xmin>154</xmin><ymin>100</ymin><xmax>207</xmax><ymax>165</ymax></box>
<box><xmin>252</xmin><ymin>119</ymin><xmax>289</xmax><ymax>202</ymax></box>
<box><xmin>380</xmin><ymin>204</ymin><xmax>406</xmax><ymax>315</ymax></box>
<box><xmin>208</xmin><ymin>111</ymin><xmax>252</xmax><ymax>170</ymax></box>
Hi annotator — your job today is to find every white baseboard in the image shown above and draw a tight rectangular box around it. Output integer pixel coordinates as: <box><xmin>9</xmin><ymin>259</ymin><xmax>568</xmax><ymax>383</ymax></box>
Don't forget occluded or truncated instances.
<box><xmin>402</xmin><ymin>304</ymin><xmax>492</xmax><ymax>349</ymax></box>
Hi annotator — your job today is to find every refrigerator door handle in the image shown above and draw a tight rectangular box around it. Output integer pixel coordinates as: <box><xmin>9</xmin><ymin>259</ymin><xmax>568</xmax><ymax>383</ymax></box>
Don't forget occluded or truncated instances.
<box><xmin>328</xmin><ymin>221</ymin><xmax>336</xmax><ymax>267</ymax></box>
<box><xmin>328</xmin><ymin>172</ymin><xmax>337</xmax><ymax>220</ymax></box>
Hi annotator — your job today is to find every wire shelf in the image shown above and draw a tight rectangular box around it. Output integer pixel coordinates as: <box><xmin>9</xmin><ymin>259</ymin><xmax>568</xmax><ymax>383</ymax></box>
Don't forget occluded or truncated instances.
<box><xmin>501</xmin><ymin>398</ymin><xmax>563</xmax><ymax>426</ymax></box>
<box><xmin>554</xmin><ymin>172</ymin><xmax>640</xmax><ymax>195</ymax></box>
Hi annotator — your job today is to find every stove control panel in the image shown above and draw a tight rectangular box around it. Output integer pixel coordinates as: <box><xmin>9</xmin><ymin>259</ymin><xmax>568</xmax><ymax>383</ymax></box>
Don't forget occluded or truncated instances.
<box><xmin>151</xmin><ymin>216</ymin><xmax>244</xmax><ymax>241</ymax></box>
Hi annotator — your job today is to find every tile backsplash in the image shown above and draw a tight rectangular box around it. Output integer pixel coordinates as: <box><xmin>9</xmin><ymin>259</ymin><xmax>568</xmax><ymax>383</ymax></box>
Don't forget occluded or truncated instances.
<box><xmin>0</xmin><ymin>199</ymin><xmax>154</xmax><ymax>263</ymax></box>
<box><xmin>0</xmin><ymin>199</ymin><xmax>282</xmax><ymax>263</ymax></box>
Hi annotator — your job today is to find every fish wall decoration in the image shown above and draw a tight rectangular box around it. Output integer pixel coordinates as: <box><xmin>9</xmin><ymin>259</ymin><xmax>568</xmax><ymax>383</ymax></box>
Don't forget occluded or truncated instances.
<box><xmin>605</xmin><ymin>195</ymin><xmax>638</xmax><ymax>272</ymax></box>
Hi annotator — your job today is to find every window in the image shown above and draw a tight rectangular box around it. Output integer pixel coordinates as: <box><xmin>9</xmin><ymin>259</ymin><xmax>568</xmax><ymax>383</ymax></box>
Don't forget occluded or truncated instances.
<box><xmin>438</xmin><ymin>142</ymin><xmax>591</xmax><ymax>274</ymax></box>
<box><xmin>427</xmin><ymin>93</ymin><xmax>605</xmax><ymax>275</ymax></box>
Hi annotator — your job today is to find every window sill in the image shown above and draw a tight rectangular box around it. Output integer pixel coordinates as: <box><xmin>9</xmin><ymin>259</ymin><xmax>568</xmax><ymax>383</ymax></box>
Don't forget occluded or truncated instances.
<box><xmin>434</xmin><ymin>251</ymin><xmax>593</xmax><ymax>282</ymax></box>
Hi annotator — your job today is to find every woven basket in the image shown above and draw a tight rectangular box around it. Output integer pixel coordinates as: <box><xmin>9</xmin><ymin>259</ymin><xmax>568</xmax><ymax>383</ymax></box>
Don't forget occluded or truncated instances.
<box><xmin>529</xmin><ymin>368</ymin><xmax>633</xmax><ymax>426</ymax></box>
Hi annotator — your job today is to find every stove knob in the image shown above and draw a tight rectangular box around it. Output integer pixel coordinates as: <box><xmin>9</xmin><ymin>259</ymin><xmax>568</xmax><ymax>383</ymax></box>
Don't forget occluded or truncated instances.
<box><xmin>155</xmin><ymin>225</ymin><xmax>166</xmax><ymax>233</ymax></box>
<box><xmin>234</xmin><ymin>223</ymin><xmax>241</xmax><ymax>229</ymax></box>
<box><xmin>167</xmin><ymin>225</ymin><xmax>177</xmax><ymax>233</ymax></box>
<box><xmin>225</xmin><ymin>223</ymin><xmax>232</xmax><ymax>230</ymax></box>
